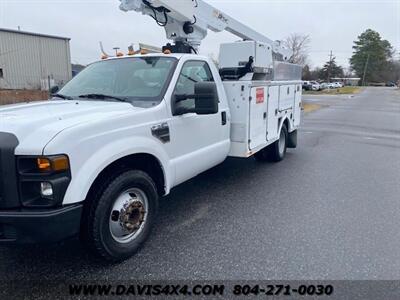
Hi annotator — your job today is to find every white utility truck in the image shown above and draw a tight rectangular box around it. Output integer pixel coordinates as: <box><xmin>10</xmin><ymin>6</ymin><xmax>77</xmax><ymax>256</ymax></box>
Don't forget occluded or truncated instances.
<box><xmin>0</xmin><ymin>0</ymin><xmax>302</xmax><ymax>261</ymax></box>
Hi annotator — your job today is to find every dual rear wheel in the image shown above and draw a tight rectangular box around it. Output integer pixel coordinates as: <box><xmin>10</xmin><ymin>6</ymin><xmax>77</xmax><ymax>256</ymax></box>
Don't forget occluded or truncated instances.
<box><xmin>254</xmin><ymin>124</ymin><xmax>288</xmax><ymax>162</ymax></box>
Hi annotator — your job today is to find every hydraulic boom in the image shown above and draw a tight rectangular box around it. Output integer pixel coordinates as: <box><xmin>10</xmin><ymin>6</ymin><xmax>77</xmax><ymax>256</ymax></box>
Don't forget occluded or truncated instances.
<box><xmin>119</xmin><ymin>0</ymin><xmax>292</xmax><ymax>60</ymax></box>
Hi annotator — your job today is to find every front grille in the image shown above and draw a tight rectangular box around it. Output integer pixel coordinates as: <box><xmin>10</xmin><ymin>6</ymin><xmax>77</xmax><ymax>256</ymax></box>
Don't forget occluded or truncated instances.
<box><xmin>0</xmin><ymin>132</ymin><xmax>20</xmax><ymax>208</ymax></box>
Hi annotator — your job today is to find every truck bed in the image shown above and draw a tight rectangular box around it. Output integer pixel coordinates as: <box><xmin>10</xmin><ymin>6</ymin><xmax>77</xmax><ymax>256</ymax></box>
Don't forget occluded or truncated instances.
<box><xmin>224</xmin><ymin>80</ymin><xmax>302</xmax><ymax>158</ymax></box>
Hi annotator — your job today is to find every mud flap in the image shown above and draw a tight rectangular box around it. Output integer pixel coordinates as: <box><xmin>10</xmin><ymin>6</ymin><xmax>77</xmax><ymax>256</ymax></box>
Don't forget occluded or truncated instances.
<box><xmin>287</xmin><ymin>130</ymin><xmax>298</xmax><ymax>149</ymax></box>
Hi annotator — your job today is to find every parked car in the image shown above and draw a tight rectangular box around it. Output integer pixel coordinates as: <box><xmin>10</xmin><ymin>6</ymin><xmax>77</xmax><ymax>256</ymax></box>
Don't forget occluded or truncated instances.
<box><xmin>310</xmin><ymin>81</ymin><xmax>321</xmax><ymax>91</ymax></box>
<box><xmin>331</xmin><ymin>82</ymin><xmax>343</xmax><ymax>88</ymax></box>
<box><xmin>326</xmin><ymin>82</ymin><xmax>341</xmax><ymax>89</ymax></box>
<box><xmin>302</xmin><ymin>81</ymin><xmax>312</xmax><ymax>91</ymax></box>
<box><xmin>320</xmin><ymin>82</ymin><xmax>330</xmax><ymax>90</ymax></box>
<box><xmin>386</xmin><ymin>81</ymin><xmax>396</xmax><ymax>87</ymax></box>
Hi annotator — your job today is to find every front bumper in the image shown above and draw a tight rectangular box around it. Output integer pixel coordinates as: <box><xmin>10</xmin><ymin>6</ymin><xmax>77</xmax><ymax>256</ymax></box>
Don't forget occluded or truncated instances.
<box><xmin>0</xmin><ymin>204</ymin><xmax>83</xmax><ymax>244</ymax></box>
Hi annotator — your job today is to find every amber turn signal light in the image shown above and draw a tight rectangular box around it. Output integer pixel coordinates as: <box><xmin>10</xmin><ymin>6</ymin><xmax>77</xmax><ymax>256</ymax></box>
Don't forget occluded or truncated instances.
<box><xmin>37</xmin><ymin>155</ymin><xmax>69</xmax><ymax>172</ymax></box>
<box><xmin>37</xmin><ymin>158</ymin><xmax>51</xmax><ymax>171</ymax></box>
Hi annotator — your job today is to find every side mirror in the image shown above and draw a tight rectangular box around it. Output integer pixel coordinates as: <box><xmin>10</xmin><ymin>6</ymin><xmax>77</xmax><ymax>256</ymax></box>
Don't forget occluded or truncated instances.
<box><xmin>193</xmin><ymin>82</ymin><xmax>219</xmax><ymax>115</ymax></box>
<box><xmin>173</xmin><ymin>82</ymin><xmax>219</xmax><ymax>116</ymax></box>
<box><xmin>50</xmin><ymin>85</ymin><xmax>59</xmax><ymax>95</ymax></box>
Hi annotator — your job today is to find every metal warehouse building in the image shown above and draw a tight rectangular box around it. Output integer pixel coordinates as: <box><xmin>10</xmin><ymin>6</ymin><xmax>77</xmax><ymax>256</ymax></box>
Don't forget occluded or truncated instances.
<box><xmin>0</xmin><ymin>28</ymin><xmax>72</xmax><ymax>90</ymax></box>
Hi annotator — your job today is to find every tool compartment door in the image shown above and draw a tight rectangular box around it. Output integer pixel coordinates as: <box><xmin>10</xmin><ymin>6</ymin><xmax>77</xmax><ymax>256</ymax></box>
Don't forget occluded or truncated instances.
<box><xmin>279</xmin><ymin>85</ymin><xmax>295</xmax><ymax>111</ymax></box>
<box><xmin>249</xmin><ymin>86</ymin><xmax>268</xmax><ymax>150</ymax></box>
<box><xmin>267</xmin><ymin>86</ymin><xmax>279</xmax><ymax>141</ymax></box>
<box><xmin>294</xmin><ymin>84</ymin><xmax>302</xmax><ymax>127</ymax></box>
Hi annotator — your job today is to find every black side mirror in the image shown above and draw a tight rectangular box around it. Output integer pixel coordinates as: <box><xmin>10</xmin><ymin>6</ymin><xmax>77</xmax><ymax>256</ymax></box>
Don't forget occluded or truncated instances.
<box><xmin>194</xmin><ymin>82</ymin><xmax>219</xmax><ymax>115</ymax></box>
<box><xmin>50</xmin><ymin>85</ymin><xmax>59</xmax><ymax>95</ymax></box>
<box><xmin>173</xmin><ymin>82</ymin><xmax>219</xmax><ymax>116</ymax></box>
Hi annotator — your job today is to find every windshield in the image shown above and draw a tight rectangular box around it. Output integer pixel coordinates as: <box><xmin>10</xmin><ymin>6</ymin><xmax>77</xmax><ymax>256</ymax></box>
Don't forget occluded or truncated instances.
<box><xmin>58</xmin><ymin>57</ymin><xmax>177</xmax><ymax>106</ymax></box>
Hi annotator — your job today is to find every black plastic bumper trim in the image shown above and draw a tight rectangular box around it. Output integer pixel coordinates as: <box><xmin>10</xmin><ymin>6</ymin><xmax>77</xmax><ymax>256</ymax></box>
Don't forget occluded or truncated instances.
<box><xmin>0</xmin><ymin>132</ymin><xmax>20</xmax><ymax>208</ymax></box>
<box><xmin>0</xmin><ymin>204</ymin><xmax>83</xmax><ymax>244</ymax></box>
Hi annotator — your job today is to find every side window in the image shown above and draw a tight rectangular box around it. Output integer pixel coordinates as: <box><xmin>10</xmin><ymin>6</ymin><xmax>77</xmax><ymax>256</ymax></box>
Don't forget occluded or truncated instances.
<box><xmin>173</xmin><ymin>61</ymin><xmax>214</xmax><ymax>114</ymax></box>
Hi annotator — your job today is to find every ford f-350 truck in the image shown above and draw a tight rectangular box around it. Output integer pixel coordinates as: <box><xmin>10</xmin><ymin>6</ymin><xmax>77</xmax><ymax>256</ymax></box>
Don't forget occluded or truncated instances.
<box><xmin>0</xmin><ymin>0</ymin><xmax>302</xmax><ymax>261</ymax></box>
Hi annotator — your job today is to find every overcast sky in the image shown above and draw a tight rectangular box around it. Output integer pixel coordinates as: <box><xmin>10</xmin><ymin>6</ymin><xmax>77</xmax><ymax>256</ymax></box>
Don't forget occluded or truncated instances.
<box><xmin>0</xmin><ymin>0</ymin><xmax>399</xmax><ymax>70</ymax></box>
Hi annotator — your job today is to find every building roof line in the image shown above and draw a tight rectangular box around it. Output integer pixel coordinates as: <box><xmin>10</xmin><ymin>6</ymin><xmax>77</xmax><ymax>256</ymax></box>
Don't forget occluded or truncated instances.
<box><xmin>0</xmin><ymin>28</ymin><xmax>70</xmax><ymax>41</ymax></box>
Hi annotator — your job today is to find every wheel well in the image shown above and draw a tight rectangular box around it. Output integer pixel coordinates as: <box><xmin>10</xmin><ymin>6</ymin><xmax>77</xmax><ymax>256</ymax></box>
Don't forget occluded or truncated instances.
<box><xmin>282</xmin><ymin>118</ymin><xmax>290</xmax><ymax>132</ymax></box>
<box><xmin>279</xmin><ymin>118</ymin><xmax>290</xmax><ymax>132</ymax></box>
<box><xmin>86</xmin><ymin>154</ymin><xmax>166</xmax><ymax>201</ymax></box>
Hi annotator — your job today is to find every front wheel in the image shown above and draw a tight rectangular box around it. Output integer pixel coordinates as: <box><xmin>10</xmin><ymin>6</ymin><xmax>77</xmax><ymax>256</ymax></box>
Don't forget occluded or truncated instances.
<box><xmin>81</xmin><ymin>170</ymin><xmax>158</xmax><ymax>262</ymax></box>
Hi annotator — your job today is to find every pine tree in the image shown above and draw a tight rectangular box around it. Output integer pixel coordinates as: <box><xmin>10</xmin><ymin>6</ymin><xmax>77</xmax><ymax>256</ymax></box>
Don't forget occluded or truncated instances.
<box><xmin>350</xmin><ymin>29</ymin><xmax>393</xmax><ymax>84</ymax></box>
<box><xmin>319</xmin><ymin>56</ymin><xmax>344</xmax><ymax>81</ymax></box>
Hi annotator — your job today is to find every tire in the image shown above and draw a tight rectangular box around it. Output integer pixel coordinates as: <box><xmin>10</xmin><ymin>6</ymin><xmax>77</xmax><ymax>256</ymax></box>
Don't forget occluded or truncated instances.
<box><xmin>81</xmin><ymin>170</ymin><xmax>158</xmax><ymax>262</ymax></box>
<box><xmin>270</xmin><ymin>124</ymin><xmax>288</xmax><ymax>162</ymax></box>
<box><xmin>254</xmin><ymin>124</ymin><xmax>288</xmax><ymax>163</ymax></box>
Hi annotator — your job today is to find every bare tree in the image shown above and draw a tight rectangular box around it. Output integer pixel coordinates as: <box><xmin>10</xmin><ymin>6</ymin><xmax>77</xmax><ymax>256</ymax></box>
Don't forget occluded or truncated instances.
<box><xmin>284</xmin><ymin>34</ymin><xmax>311</xmax><ymax>66</ymax></box>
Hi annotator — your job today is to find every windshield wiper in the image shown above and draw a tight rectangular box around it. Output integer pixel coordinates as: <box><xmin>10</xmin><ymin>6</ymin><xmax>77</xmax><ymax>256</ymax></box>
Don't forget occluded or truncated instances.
<box><xmin>78</xmin><ymin>94</ymin><xmax>128</xmax><ymax>102</ymax></box>
<box><xmin>53</xmin><ymin>93</ymin><xmax>73</xmax><ymax>100</ymax></box>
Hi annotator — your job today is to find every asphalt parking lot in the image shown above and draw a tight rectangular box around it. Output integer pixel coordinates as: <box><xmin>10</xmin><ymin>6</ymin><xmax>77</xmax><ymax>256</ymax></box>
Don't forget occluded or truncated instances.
<box><xmin>0</xmin><ymin>87</ymin><xmax>399</xmax><ymax>281</ymax></box>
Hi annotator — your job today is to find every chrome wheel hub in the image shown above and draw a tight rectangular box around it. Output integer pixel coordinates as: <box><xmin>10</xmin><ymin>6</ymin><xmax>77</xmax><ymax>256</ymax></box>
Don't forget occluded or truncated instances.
<box><xmin>109</xmin><ymin>188</ymin><xmax>148</xmax><ymax>243</ymax></box>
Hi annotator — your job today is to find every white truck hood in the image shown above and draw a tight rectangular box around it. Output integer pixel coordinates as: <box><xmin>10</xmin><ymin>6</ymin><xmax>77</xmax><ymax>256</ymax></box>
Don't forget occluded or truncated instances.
<box><xmin>0</xmin><ymin>100</ymin><xmax>136</xmax><ymax>154</ymax></box>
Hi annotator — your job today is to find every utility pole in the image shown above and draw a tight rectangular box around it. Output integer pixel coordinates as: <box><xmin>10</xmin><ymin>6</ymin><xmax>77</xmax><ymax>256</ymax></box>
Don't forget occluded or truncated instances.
<box><xmin>327</xmin><ymin>50</ymin><xmax>333</xmax><ymax>83</ymax></box>
<box><xmin>362</xmin><ymin>53</ymin><xmax>370</xmax><ymax>87</ymax></box>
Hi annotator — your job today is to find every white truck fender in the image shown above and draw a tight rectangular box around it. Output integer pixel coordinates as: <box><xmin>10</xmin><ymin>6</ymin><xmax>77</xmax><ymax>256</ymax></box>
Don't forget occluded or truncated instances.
<box><xmin>61</xmin><ymin>136</ymin><xmax>173</xmax><ymax>205</ymax></box>
<box><xmin>279</xmin><ymin>115</ymin><xmax>294</xmax><ymax>133</ymax></box>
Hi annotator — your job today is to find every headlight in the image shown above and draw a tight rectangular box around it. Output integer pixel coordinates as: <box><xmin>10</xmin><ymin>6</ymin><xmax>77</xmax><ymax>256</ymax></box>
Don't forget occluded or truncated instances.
<box><xmin>17</xmin><ymin>155</ymin><xmax>71</xmax><ymax>207</ymax></box>
<box><xmin>18</xmin><ymin>155</ymin><xmax>70</xmax><ymax>174</ymax></box>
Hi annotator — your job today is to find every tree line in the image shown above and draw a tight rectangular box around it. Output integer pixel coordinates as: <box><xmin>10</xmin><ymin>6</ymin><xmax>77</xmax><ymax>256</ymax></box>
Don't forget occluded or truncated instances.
<box><xmin>285</xmin><ymin>29</ymin><xmax>400</xmax><ymax>85</ymax></box>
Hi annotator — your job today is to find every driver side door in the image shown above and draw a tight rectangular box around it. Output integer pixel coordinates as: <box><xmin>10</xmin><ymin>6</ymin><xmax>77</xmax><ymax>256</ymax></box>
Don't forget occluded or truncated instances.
<box><xmin>167</xmin><ymin>60</ymin><xmax>229</xmax><ymax>185</ymax></box>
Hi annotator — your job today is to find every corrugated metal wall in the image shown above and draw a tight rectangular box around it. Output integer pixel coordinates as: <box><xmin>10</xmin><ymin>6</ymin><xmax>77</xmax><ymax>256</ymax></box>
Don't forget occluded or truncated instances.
<box><xmin>0</xmin><ymin>30</ymin><xmax>72</xmax><ymax>90</ymax></box>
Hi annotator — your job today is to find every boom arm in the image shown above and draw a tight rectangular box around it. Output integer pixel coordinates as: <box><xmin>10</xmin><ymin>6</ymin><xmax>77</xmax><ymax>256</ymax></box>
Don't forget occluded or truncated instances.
<box><xmin>119</xmin><ymin>0</ymin><xmax>292</xmax><ymax>60</ymax></box>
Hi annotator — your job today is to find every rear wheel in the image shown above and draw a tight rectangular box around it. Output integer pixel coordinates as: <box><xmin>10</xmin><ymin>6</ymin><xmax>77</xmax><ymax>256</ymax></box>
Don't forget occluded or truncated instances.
<box><xmin>81</xmin><ymin>170</ymin><xmax>158</xmax><ymax>262</ymax></box>
<box><xmin>254</xmin><ymin>124</ymin><xmax>288</xmax><ymax>162</ymax></box>
<box><xmin>270</xmin><ymin>124</ymin><xmax>288</xmax><ymax>162</ymax></box>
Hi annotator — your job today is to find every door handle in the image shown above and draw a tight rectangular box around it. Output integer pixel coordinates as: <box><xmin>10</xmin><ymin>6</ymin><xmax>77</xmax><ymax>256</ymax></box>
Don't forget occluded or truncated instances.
<box><xmin>221</xmin><ymin>111</ymin><xmax>227</xmax><ymax>126</ymax></box>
